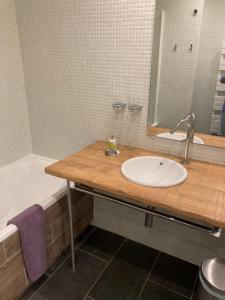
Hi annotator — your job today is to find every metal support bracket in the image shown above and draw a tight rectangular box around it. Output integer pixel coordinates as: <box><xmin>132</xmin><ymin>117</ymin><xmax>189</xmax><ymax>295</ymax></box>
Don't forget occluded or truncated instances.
<box><xmin>73</xmin><ymin>182</ymin><xmax>222</xmax><ymax>238</ymax></box>
<box><xmin>67</xmin><ymin>180</ymin><xmax>76</xmax><ymax>271</ymax></box>
<box><xmin>67</xmin><ymin>181</ymin><xmax>222</xmax><ymax>271</ymax></box>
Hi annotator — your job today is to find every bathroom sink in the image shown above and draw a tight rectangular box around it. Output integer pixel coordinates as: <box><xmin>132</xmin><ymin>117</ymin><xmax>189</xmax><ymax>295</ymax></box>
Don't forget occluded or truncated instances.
<box><xmin>121</xmin><ymin>156</ymin><xmax>187</xmax><ymax>188</ymax></box>
<box><xmin>157</xmin><ymin>132</ymin><xmax>204</xmax><ymax>144</ymax></box>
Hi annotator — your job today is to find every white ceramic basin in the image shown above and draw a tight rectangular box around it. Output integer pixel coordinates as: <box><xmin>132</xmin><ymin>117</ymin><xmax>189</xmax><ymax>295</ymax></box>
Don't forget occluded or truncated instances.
<box><xmin>157</xmin><ymin>132</ymin><xmax>204</xmax><ymax>144</ymax></box>
<box><xmin>121</xmin><ymin>156</ymin><xmax>187</xmax><ymax>188</ymax></box>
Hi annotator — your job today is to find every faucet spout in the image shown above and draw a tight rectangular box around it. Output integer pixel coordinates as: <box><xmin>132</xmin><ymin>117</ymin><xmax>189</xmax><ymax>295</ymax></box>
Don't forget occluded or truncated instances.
<box><xmin>170</xmin><ymin>113</ymin><xmax>195</xmax><ymax>135</ymax></box>
<box><xmin>170</xmin><ymin>113</ymin><xmax>195</xmax><ymax>164</ymax></box>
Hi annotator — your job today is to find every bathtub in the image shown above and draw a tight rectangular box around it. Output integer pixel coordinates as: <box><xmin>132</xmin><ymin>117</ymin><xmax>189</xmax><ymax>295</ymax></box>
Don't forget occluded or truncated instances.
<box><xmin>0</xmin><ymin>154</ymin><xmax>93</xmax><ymax>298</ymax></box>
<box><xmin>0</xmin><ymin>154</ymin><xmax>67</xmax><ymax>243</ymax></box>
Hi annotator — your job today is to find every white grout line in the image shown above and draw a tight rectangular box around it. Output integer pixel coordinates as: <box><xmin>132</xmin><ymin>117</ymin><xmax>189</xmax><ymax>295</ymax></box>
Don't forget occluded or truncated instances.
<box><xmin>148</xmin><ymin>280</ymin><xmax>190</xmax><ymax>299</ymax></box>
<box><xmin>78</xmin><ymin>248</ymin><xmax>108</xmax><ymax>263</ymax></box>
<box><xmin>82</xmin><ymin>238</ymin><xmax>127</xmax><ymax>300</ymax></box>
<box><xmin>137</xmin><ymin>251</ymin><xmax>161</xmax><ymax>300</ymax></box>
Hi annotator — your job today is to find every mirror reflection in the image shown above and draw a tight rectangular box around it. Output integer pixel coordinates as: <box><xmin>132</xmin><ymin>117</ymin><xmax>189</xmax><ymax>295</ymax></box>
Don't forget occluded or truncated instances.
<box><xmin>148</xmin><ymin>0</ymin><xmax>225</xmax><ymax>148</ymax></box>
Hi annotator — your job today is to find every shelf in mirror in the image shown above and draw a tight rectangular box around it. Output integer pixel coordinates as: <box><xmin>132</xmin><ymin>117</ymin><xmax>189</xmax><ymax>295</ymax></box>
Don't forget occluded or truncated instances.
<box><xmin>147</xmin><ymin>126</ymin><xmax>225</xmax><ymax>149</ymax></box>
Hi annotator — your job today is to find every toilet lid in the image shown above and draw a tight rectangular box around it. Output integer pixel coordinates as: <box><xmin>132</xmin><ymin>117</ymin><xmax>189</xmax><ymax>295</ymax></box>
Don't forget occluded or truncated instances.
<box><xmin>200</xmin><ymin>258</ymin><xmax>225</xmax><ymax>297</ymax></box>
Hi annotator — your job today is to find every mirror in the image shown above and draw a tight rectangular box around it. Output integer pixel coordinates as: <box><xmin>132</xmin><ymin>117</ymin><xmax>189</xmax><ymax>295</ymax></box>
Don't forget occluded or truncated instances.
<box><xmin>148</xmin><ymin>0</ymin><xmax>225</xmax><ymax>148</ymax></box>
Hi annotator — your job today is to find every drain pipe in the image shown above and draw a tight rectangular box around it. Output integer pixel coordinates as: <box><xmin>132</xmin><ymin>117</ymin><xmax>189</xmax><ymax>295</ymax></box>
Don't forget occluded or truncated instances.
<box><xmin>145</xmin><ymin>206</ymin><xmax>155</xmax><ymax>228</ymax></box>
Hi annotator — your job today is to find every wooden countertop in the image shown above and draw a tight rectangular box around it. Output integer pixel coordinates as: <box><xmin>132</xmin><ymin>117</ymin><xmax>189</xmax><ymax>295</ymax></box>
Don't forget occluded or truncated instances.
<box><xmin>45</xmin><ymin>141</ymin><xmax>225</xmax><ymax>228</ymax></box>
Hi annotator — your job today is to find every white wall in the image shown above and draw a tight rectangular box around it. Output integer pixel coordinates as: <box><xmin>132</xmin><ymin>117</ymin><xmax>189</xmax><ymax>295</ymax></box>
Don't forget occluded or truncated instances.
<box><xmin>0</xmin><ymin>0</ymin><xmax>31</xmax><ymax>167</ymax></box>
<box><xmin>15</xmin><ymin>0</ymin><xmax>225</xmax><ymax>265</ymax></box>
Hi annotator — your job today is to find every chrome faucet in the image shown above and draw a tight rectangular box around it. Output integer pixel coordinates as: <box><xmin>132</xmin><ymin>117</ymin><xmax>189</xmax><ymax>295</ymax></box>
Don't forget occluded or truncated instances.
<box><xmin>170</xmin><ymin>113</ymin><xmax>195</xmax><ymax>164</ymax></box>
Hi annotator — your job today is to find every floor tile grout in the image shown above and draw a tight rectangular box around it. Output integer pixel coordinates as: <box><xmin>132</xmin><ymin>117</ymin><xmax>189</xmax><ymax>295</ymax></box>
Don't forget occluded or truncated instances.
<box><xmin>148</xmin><ymin>280</ymin><xmax>191</xmax><ymax>299</ymax></box>
<box><xmin>22</xmin><ymin>227</ymin><xmax>198</xmax><ymax>300</ymax></box>
<box><xmin>45</xmin><ymin>252</ymin><xmax>70</xmax><ymax>276</ymax></box>
<box><xmin>29</xmin><ymin>256</ymin><xmax>69</xmax><ymax>300</ymax></box>
<box><xmin>78</xmin><ymin>248</ymin><xmax>108</xmax><ymax>263</ymax></box>
<box><xmin>136</xmin><ymin>251</ymin><xmax>161</xmax><ymax>300</ymax></box>
<box><xmin>190</xmin><ymin>272</ymin><xmax>199</xmax><ymax>300</ymax></box>
<box><xmin>27</xmin><ymin>226</ymin><xmax>97</xmax><ymax>299</ymax></box>
<box><xmin>86</xmin><ymin>295</ymin><xmax>95</xmax><ymax>300</ymax></box>
<box><xmin>75</xmin><ymin>227</ymin><xmax>97</xmax><ymax>250</ymax></box>
<box><xmin>82</xmin><ymin>238</ymin><xmax>127</xmax><ymax>300</ymax></box>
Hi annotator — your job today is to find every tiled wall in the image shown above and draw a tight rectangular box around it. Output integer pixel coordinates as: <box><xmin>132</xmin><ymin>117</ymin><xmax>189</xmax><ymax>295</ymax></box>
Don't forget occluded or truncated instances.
<box><xmin>15</xmin><ymin>0</ymin><xmax>155</xmax><ymax>159</ymax></box>
<box><xmin>0</xmin><ymin>0</ymin><xmax>31</xmax><ymax>167</ymax></box>
<box><xmin>15</xmin><ymin>0</ymin><xmax>225</xmax><ymax>165</ymax></box>
<box><xmin>151</xmin><ymin>0</ymin><xmax>204</xmax><ymax>128</ymax></box>
<box><xmin>0</xmin><ymin>191</ymin><xmax>93</xmax><ymax>299</ymax></box>
<box><xmin>192</xmin><ymin>0</ymin><xmax>225</xmax><ymax>133</ymax></box>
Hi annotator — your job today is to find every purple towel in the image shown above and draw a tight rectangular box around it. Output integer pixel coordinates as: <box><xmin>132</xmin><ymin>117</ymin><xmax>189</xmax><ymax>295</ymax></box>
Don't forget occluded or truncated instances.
<box><xmin>7</xmin><ymin>204</ymin><xmax>47</xmax><ymax>282</ymax></box>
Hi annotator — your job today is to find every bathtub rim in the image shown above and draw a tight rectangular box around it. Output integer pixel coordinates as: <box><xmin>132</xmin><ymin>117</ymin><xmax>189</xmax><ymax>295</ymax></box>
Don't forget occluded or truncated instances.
<box><xmin>0</xmin><ymin>154</ymin><xmax>67</xmax><ymax>243</ymax></box>
<box><xmin>0</xmin><ymin>153</ymin><xmax>57</xmax><ymax>174</ymax></box>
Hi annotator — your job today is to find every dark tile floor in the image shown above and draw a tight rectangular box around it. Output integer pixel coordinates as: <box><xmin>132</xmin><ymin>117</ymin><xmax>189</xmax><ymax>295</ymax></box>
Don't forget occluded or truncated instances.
<box><xmin>20</xmin><ymin>226</ymin><xmax>199</xmax><ymax>300</ymax></box>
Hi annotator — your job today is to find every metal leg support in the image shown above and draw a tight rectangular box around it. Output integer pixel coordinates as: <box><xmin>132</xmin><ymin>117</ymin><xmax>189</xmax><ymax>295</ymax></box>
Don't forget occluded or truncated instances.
<box><xmin>67</xmin><ymin>180</ymin><xmax>76</xmax><ymax>271</ymax></box>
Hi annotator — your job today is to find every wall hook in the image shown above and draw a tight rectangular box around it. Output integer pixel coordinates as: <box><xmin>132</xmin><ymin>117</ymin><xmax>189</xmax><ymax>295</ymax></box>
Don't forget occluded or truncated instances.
<box><xmin>193</xmin><ymin>9</ymin><xmax>198</xmax><ymax>16</ymax></box>
<box><xmin>173</xmin><ymin>44</ymin><xmax>177</xmax><ymax>51</ymax></box>
<box><xmin>189</xmin><ymin>44</ymin><xmax>193</xmax><ymax>52</ymax></box>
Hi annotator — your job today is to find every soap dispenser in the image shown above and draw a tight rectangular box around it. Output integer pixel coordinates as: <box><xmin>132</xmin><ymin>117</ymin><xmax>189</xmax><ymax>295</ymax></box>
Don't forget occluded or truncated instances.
<box><xmin>105</xmin><ymin>136</ymin><xmax>120</xmax><ymax>156</ymax></box>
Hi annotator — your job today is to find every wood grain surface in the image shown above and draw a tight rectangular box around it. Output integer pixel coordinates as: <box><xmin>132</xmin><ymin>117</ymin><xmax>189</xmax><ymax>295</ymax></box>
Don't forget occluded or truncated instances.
<box><xmin>45</xmin><ymin>141</ymin><xmax>225</xmax><ymax>228</ymax></box>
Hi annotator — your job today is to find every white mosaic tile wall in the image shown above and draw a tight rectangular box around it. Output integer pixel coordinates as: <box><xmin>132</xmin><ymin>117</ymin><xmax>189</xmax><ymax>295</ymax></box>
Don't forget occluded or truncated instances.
<box><xmin>15</xmin><ymin>0</ymin><xmax>225</xmax><ymax>165</ymax></box>
<box><xmin>155</xmin><ymin>0</ymin><xmax>204</xmax><ymax>128</ymax></box>
<box><xmin>192</xmin><ymin>0</ymin><xmax>225</xmax><ymax>134</ymax></box>
<box><xmin>15</xmin><ymin>0</ymin><xmax>154</xmax><ymax>158</ymax></box>
<box><xmin>0</xmin><ymin>0</ymin><xmax>31</xmax><ymax>167</ymax></box>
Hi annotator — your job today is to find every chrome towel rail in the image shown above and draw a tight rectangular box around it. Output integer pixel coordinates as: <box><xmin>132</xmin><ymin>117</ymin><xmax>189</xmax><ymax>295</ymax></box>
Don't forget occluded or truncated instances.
<box><xmin>73</xmin><ymin>182</ymin><xmax>222</xmax><ymax>238</ymax></box>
